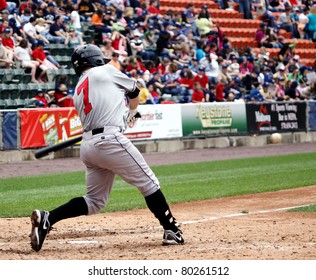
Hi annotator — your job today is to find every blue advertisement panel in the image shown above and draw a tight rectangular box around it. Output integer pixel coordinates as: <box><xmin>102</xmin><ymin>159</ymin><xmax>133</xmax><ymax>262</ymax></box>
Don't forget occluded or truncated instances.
<box><xmin>2</xmin><ymin>111</ymin><xmax>18</xmax><ymax>150</ymax></box>
<box><xmin>246</xmin><ymin>102</ymin><xmax>307</xmax><ymax>134</ymax></box>
<box><xmin>308</xmin><ymin>101</ymin><xmax>316</xmax><ymax>131</ymax></box>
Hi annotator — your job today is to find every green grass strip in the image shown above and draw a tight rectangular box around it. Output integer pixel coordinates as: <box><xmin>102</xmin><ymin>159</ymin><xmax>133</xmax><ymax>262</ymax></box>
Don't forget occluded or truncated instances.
<box><xmin>0</xmin><ymin>153</ymin><xmax>316</xmax><ymax>218</ymax></box>
<box><xmin>288</xmin><ymin>204</ymin><xmax>316</xmax><ymax>212</ymax></box>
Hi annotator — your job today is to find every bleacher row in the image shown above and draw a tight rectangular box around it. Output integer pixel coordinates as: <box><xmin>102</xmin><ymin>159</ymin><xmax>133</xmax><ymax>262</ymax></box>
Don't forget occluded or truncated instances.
<box><xmin>0</xmin><ymin>67</ymin><xmax>78</xmax><ymax>109</ymax></box>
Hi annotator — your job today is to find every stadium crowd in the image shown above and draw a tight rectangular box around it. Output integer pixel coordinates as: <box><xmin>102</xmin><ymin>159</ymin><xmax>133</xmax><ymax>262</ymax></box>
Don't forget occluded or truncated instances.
<box><xmin>0</xmin><ymin>0</ymin><xmax>316</xmax><ymax>106</ymax></box>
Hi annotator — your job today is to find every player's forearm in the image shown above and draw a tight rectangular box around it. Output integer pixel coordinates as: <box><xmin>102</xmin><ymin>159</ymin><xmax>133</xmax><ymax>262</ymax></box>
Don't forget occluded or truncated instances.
<box><xmin>128</xmin><ymin>95</ymin><xmax>139</xmax><ymax>110</ymax></box>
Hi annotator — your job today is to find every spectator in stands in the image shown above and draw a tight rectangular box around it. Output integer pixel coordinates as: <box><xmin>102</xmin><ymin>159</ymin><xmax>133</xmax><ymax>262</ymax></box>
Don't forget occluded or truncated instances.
<box><xmin>19</xmin><ymin>0</ymin><xmax>37</xmax><ymax>15</ymax></box>
<box><xmin>239</xmin><ymin>0</ymin><xmax>252</xmax><ymax>19</ymax></box>
<box><xmin>130</xmin><ymin>33</ymin><xmax>156</xmax><ymax>61</ymax></box>
<box><xmin>244</xmin><ymin>81</ymin><xmax>265</xmax><ymax>102</ymax></box>
<box><xmin>298</xmin><ymin>7</ymin><xmax>309</xmax><ymax>39</ymax></box>
<box><xmin>13</xmin><ymin>38</ymin><xmax>40</xmax><ymax>83</ymax></box>
<box><xmin>53</xmin><ymin>82</ymin><xmax>74</xmax><ymax>107</ymax></box>
<box><xmin>227</xmin><ymin>55</ymin><xmax>240</xmax><ymax>79</ymax></box>
<box><xmin>137</xmin><ymin>78</ymin><xmax>155</xmax><ymax>104</ymax></box>
<box><xmin>44</xmin><ymin>2</ymin><xmax>58</xmax><ymax>25</ymax></box>
<box><xmin>195</xmin><ymin>10</ymin><xmax>216</xmax><ymax>37</ymax></box>
<box><xmin>285</xmin><ymin>80</ymin><xmax>301</xmax><ymax>100</ymax></box>
<box><xmin>277</xmin><ymin>6</ymin><xmax>299</xmax><ymax>38</ymax></box>
<box><xmin>305</xmin><ymin>5</ymin><xmax>316</xmax><ymax>41</ymax></box>
<box><xmin>0</xmin><ymin>36</ymin><xmax>14</xmax><ymax>68</ymax></box>
<box><xmin>109</xmin><ymin>50</ymin><xmax>121</xmax><ymax>70</ymax></box>
<box><xmin>191</xmin><ymin>81</ymin><xmax>205</xmax><ymax>103</ymax></box>
<box><xmin>48</xmin><ymin>15</ymin><xmax>67</xmax><ymax>43</ymax></box>
<box><xmin>163</xmin><ymin>62</ymin><xmax>181</xmax><ymax>96</ymax></box>
<box><xmin>64</xmin><ymin>26</ymin><xmax>84</xmax><ymax>48</ymax></box>
<box><xmin>260</xmin><ymin>81</ymin><xmax>274</xmax><ymax>100</ymax></box>
<box><xmin>1</xmin><ymin>27</ymin><xmax>16</xmax><ymax>51</ymax></box>
<box><xmin>32</xmin><ymin>40</ymin><xmax>58</xmax><ymax>82</ymax></box>
<box><xmin>78</xmin><ymin>0</ymin><xmax>95</xmax><ymax>22</ymax></box>
<box><xmin>199</xmin><ymin>52</ymin><xmax>220</xmax><ymax>85</ymax></box>
<box><xmin>148</xmin><ymin>0</ymin><xmax>160</xmax><ymax>15</ymax></box>
<box><xmin>274</xmin><ymin>76</ymin><xmax>287</xmax><ymax>101</ymax></box>
<box><xmin>24</xmin><ymin>16</ymin><xmax>49</xmax><ymax>47</ymax></box>
<box><xmin>31</xmin><ymin>88</ymin><xmax>52</xmax><ymax>107</ymax></box>
<box><xmin>64</xmin><ymin>5</ymin><xmax>82</xmax><ymax>33</ymax></box>
<box><xmin>20</xmin><ymin>7</ymin><xmax>34</xmax><ymax>27</ymax></box>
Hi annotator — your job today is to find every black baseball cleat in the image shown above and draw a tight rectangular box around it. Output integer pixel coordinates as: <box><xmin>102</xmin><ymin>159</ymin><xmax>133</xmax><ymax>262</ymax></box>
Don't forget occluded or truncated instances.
<box><xmin>30</xmin><ymin>209</ymin><xmax>51</xmax><ymax>252</ymax></box>
<box><xmin>162</xmin><ymin>229</ymin><xmax>184</xmax><ymax>245</ymax></box>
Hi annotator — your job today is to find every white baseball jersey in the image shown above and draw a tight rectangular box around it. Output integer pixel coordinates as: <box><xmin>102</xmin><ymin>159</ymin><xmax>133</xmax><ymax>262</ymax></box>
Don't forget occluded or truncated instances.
<box><xmin>73</xmin><ymin>64</ymin><xmax>160</xmax><ymax>215</ymax></box>
<box><xmin>73</xmin><ymin>64</ymin><xmax>137</xmax><ymax>132</ymax></box>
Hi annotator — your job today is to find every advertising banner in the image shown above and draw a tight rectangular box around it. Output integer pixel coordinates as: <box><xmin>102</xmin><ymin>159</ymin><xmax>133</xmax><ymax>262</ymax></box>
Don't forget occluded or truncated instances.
<box><xmin>124</xmin><ymin>104</ymin><xmax>183</xmax><ymax>140</ymax></box>
<box><xmin>181</xmin><ymin>103</ymin><xmax>248</xmax><ymax>137</ymax></box>
<box><xmin>2</xmin><ymin>111</ymin><xmax>17</xmax><ymax>150</ymax></box>
<box><xmin>20</xmin><ymin>108</ymin><xmax>82</xmax><ymax>148</ymax></box>
<box><xmin>246</xmin><ymin>102</ymin><xmax>307</xmax><ymax>134</ymax></box>
<box><xmin>308</xmin><ymin>101</ymin><xmax>316</xmax><ymax>131</ymax></box>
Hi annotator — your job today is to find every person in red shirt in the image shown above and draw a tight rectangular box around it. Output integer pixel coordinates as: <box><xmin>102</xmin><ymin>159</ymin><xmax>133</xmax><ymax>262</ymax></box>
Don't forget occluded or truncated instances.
<box><xmin>191</xmin><ymin>82</ymin><xmax>205</xmax><ymax>103</ymax></box>
<box><xmin>32</xmin><ymin>88</ymin><xmax>51</xmax><ymax>108</ymax></box>
<box><xmin>215</xmin><ymin>78</ymin><xmax>225</xmax><ymax>102</ymax></box>
<box><xmin>179</xmin><ymin>68</ymin><xmax>194</xmax><ymax>95</ymax></box>
<box><xmin>194</xmin><ymin>66</ymin><xmax>209</xmax><ymax>91</ymax></box>
<box><xmin>148</xmin><ymin>0</ymin><xmax>160</xmax><ymax>15</ymax></box>
<box><xmin>1</xmin><ymin>28</ymin><xmax>15</xmax><ymax>51</ymax></box>
<box><xmin>32</xmin><ymin>40</ymin><xmax>58</xmax><ymax>82</ymax></box>
<box><xmin>53</xmin><ymin>83</ymin><xmax>74</xmax><ymax>107</ymax></box>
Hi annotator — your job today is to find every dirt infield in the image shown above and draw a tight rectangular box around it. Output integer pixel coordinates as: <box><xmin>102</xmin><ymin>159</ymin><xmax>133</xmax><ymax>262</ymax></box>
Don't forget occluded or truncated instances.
<box><xmin>0</xmin><ymin>143</ymin><xmax>315</xmax><ymax>260</ymax></box>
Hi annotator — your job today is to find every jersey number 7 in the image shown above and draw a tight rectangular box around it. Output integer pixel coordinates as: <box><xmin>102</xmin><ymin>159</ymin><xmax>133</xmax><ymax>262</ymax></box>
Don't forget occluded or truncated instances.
<box><xmin>77</xmin><ymin>77</ymin><xmax>92</xmax><ymax>115</ymax></box>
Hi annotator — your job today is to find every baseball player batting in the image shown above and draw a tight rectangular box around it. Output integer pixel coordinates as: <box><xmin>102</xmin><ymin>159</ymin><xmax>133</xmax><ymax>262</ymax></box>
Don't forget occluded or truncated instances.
<box><xmin>30</xmin><ymin>44</ymin><xmax>184</xmax><ymax>252</ymax></box>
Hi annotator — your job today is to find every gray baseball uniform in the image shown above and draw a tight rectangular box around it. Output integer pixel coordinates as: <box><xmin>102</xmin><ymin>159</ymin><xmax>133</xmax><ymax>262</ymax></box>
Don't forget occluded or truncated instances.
<box><xmin>73</xmin><ymin>64</ymin><xmax>160</xmax><ymax>215</ymax></box>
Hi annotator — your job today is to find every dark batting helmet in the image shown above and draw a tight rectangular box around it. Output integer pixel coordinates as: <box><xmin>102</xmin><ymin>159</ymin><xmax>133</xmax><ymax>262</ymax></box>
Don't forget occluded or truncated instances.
<box><xmin>71</xmin><ymin>44</ymin><xmax>110</xmax><ymax>76</ymax></box>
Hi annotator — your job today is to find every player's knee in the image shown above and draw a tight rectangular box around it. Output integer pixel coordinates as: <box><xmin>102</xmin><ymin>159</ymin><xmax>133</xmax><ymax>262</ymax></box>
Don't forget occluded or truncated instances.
<box><xmin>84</xmin><ymin>196</ymin><xmax>106</xmax><ymax>215</ymax></box>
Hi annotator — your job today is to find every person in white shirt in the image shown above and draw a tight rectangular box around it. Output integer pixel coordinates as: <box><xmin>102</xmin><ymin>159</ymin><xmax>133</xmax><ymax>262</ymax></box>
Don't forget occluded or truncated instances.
<box><xmin>65</xmin><ymin>5</ymin><xmax>82</xmax><ymax>33</ymax></box>
<box><xmin>13</xmin><ymin>39</ymin><xmax>40</xmax><ymax>83</ymax></box>
<box><xmin>199</xmin><ymin>53</ymin><xmax>220</xmax><ymax>84</ymax></box>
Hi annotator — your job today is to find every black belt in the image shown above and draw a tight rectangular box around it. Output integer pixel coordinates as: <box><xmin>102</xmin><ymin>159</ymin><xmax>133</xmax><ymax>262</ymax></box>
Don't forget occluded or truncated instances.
<box><xmin>91</xmin><ymin>127</ymin><xmax>104</xmax><ymax>135</ymax></box>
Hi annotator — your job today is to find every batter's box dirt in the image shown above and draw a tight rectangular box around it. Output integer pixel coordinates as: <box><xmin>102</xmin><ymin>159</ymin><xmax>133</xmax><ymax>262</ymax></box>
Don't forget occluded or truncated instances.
<box><xmin>0</xmin><ymin>186</ymin><xmax>315</xmax><ymax>260</ymax></box>
<box><xmin>0</xmin><ymin>143</ymin><xmax>316</xmax><ymax>260</ymax></box>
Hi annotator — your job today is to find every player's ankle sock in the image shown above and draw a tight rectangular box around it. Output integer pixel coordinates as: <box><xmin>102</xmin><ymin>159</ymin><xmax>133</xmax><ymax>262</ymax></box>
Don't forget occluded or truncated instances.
<box><xmin>145</xmin><ymin>189</ymin><xmax>179</xmax><ymax>232</ymax></box>
<box><xmin>48</xmin><ymin>197</ymin><xmax>88</xmax><ymax>226</ymax></box>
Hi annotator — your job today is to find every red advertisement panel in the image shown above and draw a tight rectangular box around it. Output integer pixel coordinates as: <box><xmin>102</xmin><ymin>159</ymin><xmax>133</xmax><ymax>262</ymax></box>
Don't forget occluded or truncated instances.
<box><xmin>20</xmin><ymin>108</ymin><xmax>83</xmax><ymax>148</ymax></box>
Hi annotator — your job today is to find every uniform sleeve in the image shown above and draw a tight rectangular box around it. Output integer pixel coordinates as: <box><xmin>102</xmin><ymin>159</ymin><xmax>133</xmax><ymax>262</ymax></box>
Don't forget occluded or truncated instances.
<box><xmin>109</xmin><ymin>64</ymin><xmax>137</xmax><ymax>92</ymax></box>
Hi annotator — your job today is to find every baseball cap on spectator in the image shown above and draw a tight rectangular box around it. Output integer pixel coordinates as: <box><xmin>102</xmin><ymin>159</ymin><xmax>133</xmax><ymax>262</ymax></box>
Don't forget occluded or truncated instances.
<box><xmin>222</xmin><ymin>64</ymin><xmax>228</xmax><ymax>69</ymax></box>
<box><xmin>202</xmin><ymin>5</ymin><xmax>208</xmax><ymax>9</ymax></box>
<box><xmin>37</xmin><ymin>40</ymin><xmax>45</xmax><ymax>46</ymax></box>
<box><xmin>105</xmin><ymin>10</ymin><xmax>112</xmax><ymax>15</ymax></box>
<box><xmin>37</xmin><ymin>88</ymin><xmax>44</xmax><ymax>93</ymax></box>
<box><xmin>260</xmin><ymin>22</ymin><xmax>266</xmax><ymax>28</ymax></box>
<box><xmin>48</xmin><ymin>2</ymin><xmax>56</xmax><ymax>7</ymax></box>
<box><xmin>263</xmin><ymin>82</ymin><xmax>270</xmax><ymax>87</ymax></box>
<box><xmin>35</xmin><ymin>100</ymin><xmax>45</xmax><ymax>107</ymax></box>
<box><xmin>223</xmin><ymin>44</ymin><xmax>231</xmax><ymax>50</ymax></box>
<box><xmin>234</xmin><ymin>76</ymin><xmax>241</xmax><ymax>83</ymax></box>
<box><xmin>293</xmin><ymin>55</ymin><xmax>300</xmax><ymax>61</ymax></box>
<box><xmin>3</xmin><ymin>28</ymin><xmax>11</xmax><ymax>33</ymax></box>
<box><xmin>279</xmin><ymin>64</ymin><xmax>285</xmax><ymax>71</ymax></box>
<box><xmin>198</xmin><ymin>66</ymin><xmax>205</xmax><ymax>71</ymax></box>
<box><xmin>1</xmin><ymin>10</ymin><xmax>9</xmax><ymax>15</ymax></box>
<box><xmin>136</xmin><ymin>70</ymin><xmax>144</xmax><ymax>75</ymax></box>
<box><xmin>183</xmin><ymin>63</ymin><xmax>189</xmax><ymax>68</ymax></box>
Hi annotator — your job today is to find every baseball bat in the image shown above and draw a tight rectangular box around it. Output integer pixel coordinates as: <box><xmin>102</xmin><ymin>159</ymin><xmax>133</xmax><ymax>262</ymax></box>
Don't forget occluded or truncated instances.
<box><xmin>34</xmin><ymin>135</ymin><xmax>82</xmax><ymax>159</ymax></box>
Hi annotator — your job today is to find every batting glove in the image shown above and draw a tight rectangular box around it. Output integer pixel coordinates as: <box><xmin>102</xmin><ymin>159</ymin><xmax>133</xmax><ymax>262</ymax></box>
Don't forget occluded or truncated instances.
<box><xmin>127</xmin><ymin>109</ymin><xmax>141</xmax><ymax>128</ymax></box>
